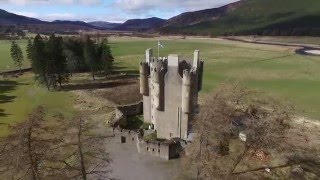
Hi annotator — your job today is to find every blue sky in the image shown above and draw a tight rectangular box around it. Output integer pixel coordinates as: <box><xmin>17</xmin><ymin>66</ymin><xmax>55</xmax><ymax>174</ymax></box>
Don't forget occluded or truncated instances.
<box><xmin>0</xmin><ymin>0</ymin><xmax>239</xmax><ymax>22</ymax></box>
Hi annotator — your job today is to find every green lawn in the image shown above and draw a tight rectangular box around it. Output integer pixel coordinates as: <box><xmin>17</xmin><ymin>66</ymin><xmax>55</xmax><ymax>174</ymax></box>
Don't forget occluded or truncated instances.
<box><xmin>0</xmin><ymin>73</ymin><xmax>75</xmax><ymax>136</ymax></box>
<box><xmin>0</xmin><ymin>40</ymin><xmax>30</xmax><ymax>72</ymax></box>
<box><xmin>0</xmin><ymin>37</ymin><xmax>319</xmax><ymax>137</ymax></box>
<box><xmin>110</xmin><ymin>37</ymin><xmax>320</xmax><ymax>119</ymax></box>
<box><xmin>234</xmin><ymin>36</ymin><xmax>320</xmax><ymax>46</ymax></box>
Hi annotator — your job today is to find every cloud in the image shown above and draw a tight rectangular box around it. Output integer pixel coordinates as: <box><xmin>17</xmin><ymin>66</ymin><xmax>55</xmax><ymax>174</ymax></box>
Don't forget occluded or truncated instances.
<box><xmin>10</xmin><ymin>10</ymin><xmax>124</xmax><ymax>22</ymax></box>
<box><xmin>114</xmin><ymin>0</ymin><xmax>240</xmax><ymax>14</ymax></box>
<box><xmin>0</xmin><ymin>0</ymin><xmax>102</xmax><ymax>6</ymax></box>
<box><xmin>45</xmin><ymin>13</ymin><xmax>76</xmax><ymax>20</ymax></box>
<box><xmin>10</xmin><ymin>11</ymin><xmax>76</xmax><ymax>21</ymax></box>
<box><xmin>11</xmin><ymin>11</ymin><xmax>38</xmax><ymax>18</ymax></box>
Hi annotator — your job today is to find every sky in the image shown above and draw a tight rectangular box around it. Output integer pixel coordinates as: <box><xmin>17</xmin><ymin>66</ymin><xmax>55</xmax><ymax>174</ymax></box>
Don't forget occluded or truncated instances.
<box><xmin>0</xmin><ymin>0</ymin><xmax>239</xmax><ymax>23</ymax></box>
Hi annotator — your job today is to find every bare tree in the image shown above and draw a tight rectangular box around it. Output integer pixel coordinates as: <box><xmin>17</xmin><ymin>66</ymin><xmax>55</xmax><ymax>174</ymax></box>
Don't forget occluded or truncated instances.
<box><xmin>0</xmin><ymin>107</ymin><xmax>112</xmax><ymax>180</ymax></box>
<box><xmin>0</xmin><ymin>106</ymin><xmax>63</xmax><ymax>179</ymax></box>
<box><xmin>46</xmin><ymin>115</ymin><xmax>112</xmax><ymax>179</ymax></box>
<box><xmin>180</xmin><ymin>84</ymin><xmax>294</xmax><ymax>179</ymax></box>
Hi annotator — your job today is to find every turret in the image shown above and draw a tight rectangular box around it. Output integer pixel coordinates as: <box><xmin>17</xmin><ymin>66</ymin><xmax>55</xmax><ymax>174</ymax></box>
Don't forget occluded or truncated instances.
<box><xmin>193</xmin><ymin>50</ymin><xmax>200</xmax><ymax>68</ymax></box>
<box><xmin>146</xmin><ymin>48</ymin><xmax>153</xmax><ymax>63</ymax></box>
<box><xmin>198</xmin><ymin>61</ymin><xmax>204</xmax><ymax>91</ymax></box>
<box><xmin>140</xmin><ymin>62</ymin><xmax>150</xmax><ymax>96</ymax></box>
<box><xmin>182</xmin><ymin>69</ymin><xmax>193</xmax><ymax>114</ymax></box>
<box><xmin>149</xmin><ymin>56</ymin><xmax>168</xmax><ymax>111</ymax></box>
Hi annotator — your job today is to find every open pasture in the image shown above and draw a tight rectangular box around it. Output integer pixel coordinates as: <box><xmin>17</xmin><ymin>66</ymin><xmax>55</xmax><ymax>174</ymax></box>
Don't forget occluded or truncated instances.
<box><xmin>110</xmin><ymin>37</ymin><xmax>320</xmax><ymax>119</ymax></box>
<box><xmin>0</xmin><ymin>39</ymin><xmax>29</xmax><ymax>72</ymax></box>
<box><xmin>0</xmin><ymin>73</ymin><xmax>75</xmax><ymax>137</ymax></box>
<box><xmin>0</xmin><ymin>37</ymin><xmax>319</xmax><ymax>137</ymax></box>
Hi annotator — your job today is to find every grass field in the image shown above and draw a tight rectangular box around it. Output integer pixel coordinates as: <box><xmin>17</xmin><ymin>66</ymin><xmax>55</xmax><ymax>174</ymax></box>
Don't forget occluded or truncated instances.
<box><xmin>0</xmin><ymin>40</ymin><xmax>30</xmax><ymax>72</ymax></box>
<box><xmin>0</xmin><ymin>37</ymin><xmax>320</xmax><ymax>137</ymax></box>
<box><xmin>109</xmin><ymin>37</ymin><xmax>320</xmax><ymax>119</ymax></box>
<box><xmin>0</xmin><ymin>73</ymin><xmax>75</xmax><ymax>136</ymax></box>
<box><xmin>233</xmin><ymin>36</ymin><xmax>320</xmax><ymax>46</ymax></box>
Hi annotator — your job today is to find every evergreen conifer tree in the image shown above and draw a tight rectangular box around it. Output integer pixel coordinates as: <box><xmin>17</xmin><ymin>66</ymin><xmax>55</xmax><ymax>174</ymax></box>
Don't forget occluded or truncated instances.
<box><xmin>10</xmin><ymin>40</ymin><xmax>24</xmax><ymax>73</ymax></box>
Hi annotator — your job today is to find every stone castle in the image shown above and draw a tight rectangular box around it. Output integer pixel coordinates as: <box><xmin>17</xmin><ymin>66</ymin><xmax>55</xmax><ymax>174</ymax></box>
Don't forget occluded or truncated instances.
<box><xmin>140</xmin><ymin>49</ymin><xmax>204</xmax><ymax>141</ymax></box>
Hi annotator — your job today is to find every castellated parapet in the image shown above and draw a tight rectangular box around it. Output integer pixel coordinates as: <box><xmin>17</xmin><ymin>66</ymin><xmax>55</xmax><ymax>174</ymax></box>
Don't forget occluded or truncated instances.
<box><xmin>140</xmin><ymin>49</ymin><xmax>204</xmax><ymax>141</ymax></box>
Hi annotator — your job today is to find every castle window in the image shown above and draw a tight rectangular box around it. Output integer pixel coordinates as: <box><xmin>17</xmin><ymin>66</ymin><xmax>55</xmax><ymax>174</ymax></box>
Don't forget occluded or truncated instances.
<box><xmin>147</xmin><ymin>147</ymin><xmax>149</xmax><ymax>151</ymax></box>
<box><xmin>158</xmin><ymin>149</ymin><xmax>160</xmax><ymax>153</ymax></box>
<box><xmin>170</xmin><ymin>133</ymin><xmax>173</xmax><ymax>138</ymax></box>
<box><xmin>152</xmin><ymin>148</ymin><xmax>155</xmax><ymax>152</ymax></box>
<box><xmin>132</xmin><ymin>138</ymin><xmax>134</xmax><ymax>141</ymax></box>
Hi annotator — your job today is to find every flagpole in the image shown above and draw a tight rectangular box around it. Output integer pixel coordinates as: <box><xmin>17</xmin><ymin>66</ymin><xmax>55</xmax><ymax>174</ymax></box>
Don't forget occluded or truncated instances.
<box><xmin>158</xmin><ymin>40</ymin><xmax>160</xmax><ymax>60</ymax></box>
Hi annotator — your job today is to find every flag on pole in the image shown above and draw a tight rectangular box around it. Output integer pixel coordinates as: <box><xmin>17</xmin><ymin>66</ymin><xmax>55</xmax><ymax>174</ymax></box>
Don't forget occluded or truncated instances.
<box><xmin>158</xmin><ymin>40</ymin><xmax>164</xmax><ymax>48</ymax></box>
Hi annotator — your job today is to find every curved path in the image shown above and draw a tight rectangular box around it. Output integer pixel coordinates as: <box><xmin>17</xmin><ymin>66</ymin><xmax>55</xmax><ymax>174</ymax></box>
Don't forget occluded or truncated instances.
<box><xmin>295</xmin><ymin>47</ymin><xmax>320</xmax><ymax>56</ymax></box>
<box><xmin>221</xmin><ymin>37</ymin><xmax>320</xmax><ymax>56</ymax></box>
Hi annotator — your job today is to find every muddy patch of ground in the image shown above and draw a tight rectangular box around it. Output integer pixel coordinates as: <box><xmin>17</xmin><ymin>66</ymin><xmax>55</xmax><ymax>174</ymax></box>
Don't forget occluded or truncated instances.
<box><xmin>70</xmin><ymin>74</ymin><xmax>142</xmax><ymax>106</ymax></box>
<box><xmin>95</xmin><ymin>77</ymin><xmax>142</xmax><ymax>105</ymax></box>
<box><xmin>286</xmin><ymin>117</ymin><xmax>320</xmax><ymax>152</ymax></box>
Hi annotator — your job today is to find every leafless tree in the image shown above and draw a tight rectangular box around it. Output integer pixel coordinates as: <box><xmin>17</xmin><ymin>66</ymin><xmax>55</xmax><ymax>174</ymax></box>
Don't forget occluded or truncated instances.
<box><xmin>48</xmin><ymin>116</ymin><xmax>112</xmax><ymax>179</ymax></box>
<box><xmin>0</xmin><ymin>106</ymin><xmax>64</xmax><ymax>179</ymax></box>
<box><xmin>180</xmin><ymin>84</ymin><xmax>294</xmax><ymax>179</ymax></box>
<box><xmin>0</xmin><ymin>107</ymin><xmax>112</xmax><ymax>180</ymax></box>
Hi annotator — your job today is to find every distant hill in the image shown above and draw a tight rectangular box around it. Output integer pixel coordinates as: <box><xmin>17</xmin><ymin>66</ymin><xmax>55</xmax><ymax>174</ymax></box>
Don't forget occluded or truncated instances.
<box><xmin>114</xmin><ymin>17</ymin><xmax>166</xmax><ymax>31</ymax></box>
<box><xmin>164</xmin><ymin>1</ymin><xmax>243</xmax><ymax>28</ymax></box>
<box><xmin>2</xmin><ymin>0</ymin><xmax>320</xmax><ymax>36</ymax></box>
<box><xmin>52</xmin><ymin>20</ymin><xmax>95</xmax><ymax>27</ymax></box>
<box><xmin>88</xmin><ymin>21</ymin><xmax>121</xmax><ymax>29</ymax></box>
<box><xmin>160</xmin><ymin>0</ymin><xmax>320</xmax><ymax>36</ymax></box>
<box><xmin>0</xmin><ymin>9</ymin><xmax>45</xmax><ymax>24</ymax></box>
<box><xmin>0</xmin><ymin>9</ymin><xmax>97</xmax><ymax>33</ymax></box>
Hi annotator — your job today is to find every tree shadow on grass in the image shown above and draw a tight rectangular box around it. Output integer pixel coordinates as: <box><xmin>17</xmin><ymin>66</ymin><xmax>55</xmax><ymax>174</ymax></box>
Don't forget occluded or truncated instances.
<box><xmin>0</xmin><ymin>109</ymin><xmax>9</xmax><ymax>117</ymax></box>
<box><xmin>61</xmin><ymin>81</ymin><xmax>136</xmax><ymax>91</ymax></box>
<box><xmin>0</xmin><ymin>80</ymin><xmax>19</xmax><ymax>118</ymax></box>
<box><xmin>113</xmin><ymin>62</ymin><xmax>139</xmax><ymax>75</ymax></box>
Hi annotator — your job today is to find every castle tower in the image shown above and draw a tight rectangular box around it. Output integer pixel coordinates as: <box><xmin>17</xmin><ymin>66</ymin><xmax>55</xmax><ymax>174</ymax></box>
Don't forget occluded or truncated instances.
<box><xmin>139</xmin><ymin>49</ymin><xmax>204</xmax><ymax>141</ymax></box>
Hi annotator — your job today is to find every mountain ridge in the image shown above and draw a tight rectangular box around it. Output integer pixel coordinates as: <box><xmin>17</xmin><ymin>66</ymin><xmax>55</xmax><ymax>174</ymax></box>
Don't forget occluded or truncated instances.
<box><xmin>114</xmin><ymin>17</ymin><xmax>166</xmax><ymax>31</ymax></box>
<box><xmin>1</xmin><ymin>0</ymin><xmax>320</xmax><ymax>36</ymax></box>
<box><xmin>160</xmin><ymin>0</ymin><xmax>320</xmax><ymax>36</ymax></box>
<box><xmin>88</xmin><ymin>21</ymin><xmax>121</xmax><ymax>29</ymax></box>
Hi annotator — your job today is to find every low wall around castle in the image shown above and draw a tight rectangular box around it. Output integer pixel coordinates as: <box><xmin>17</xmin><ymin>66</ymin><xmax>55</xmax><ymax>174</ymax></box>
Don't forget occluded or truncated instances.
<box><xmin>110</xmin><ymin>101</ymin><xmax>143</xmax><ymax>127</ymax></box>
<box><xmin>137</xmin><ymin>140</ymin><xmax>181</xmax><ymax>160</ymax></box>
<box><xmin>117</xmin><ymin>101</ymin><xmax>143</xmax><ymax>116</ymax></box>
<box><xmin>112</xmin><ymin>127</ymin><xmax>139</xmax><ymax>145</ymax></box>
<box><xmin>111</xmin><ymin>128</ymin><xmax>181</xmax><ymax>160</ymax></box>
<box><xmin>109</xmin><ymin>101</ymin><xmax>182</xmax><ymax>160</ymax></box>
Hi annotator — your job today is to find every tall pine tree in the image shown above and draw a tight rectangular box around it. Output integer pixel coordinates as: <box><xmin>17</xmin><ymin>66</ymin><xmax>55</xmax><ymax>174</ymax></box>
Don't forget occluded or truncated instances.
<box><xmin>32</xmin><ymin>34</ymin><xmax>48</xmax><ymax>89</ymax></box>
<box><xmin>84</xmin><ymin>36</ymin><xmax>97</xmax><ymax>80</ymax></box>
<box><xmin>99</xmin><ymin>39</ymin><xmax>114</xmax><ymax>77</ymax></box>
<box><xmin>46</xmin><ymin>35</ymin><xmax>68</xmax><ymax>88</ymax></box>
<box><xmin>10</xmin><ymin>40</ymin><xmax>24</xmax><ymax>73</ymax></box>
<box><xmin>26</xmin><ymin>39</ymin><xmax>33</xmax><ymax>62</ymax></box>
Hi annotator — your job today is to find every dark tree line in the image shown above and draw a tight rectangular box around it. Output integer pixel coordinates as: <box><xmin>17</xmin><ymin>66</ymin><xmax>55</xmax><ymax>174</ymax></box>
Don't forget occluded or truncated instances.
<box><xmin>27</xmin><ymin>34</ymin><xmax>114</xmax><ymax>89</ymax></box>
<box><xmin>83</xmin><ymin>37</ymin><xmax>114</xmax><ymax>80</ymax></box>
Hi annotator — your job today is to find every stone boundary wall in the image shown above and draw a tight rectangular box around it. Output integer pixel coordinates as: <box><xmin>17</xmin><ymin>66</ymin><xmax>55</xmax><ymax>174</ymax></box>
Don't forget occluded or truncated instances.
<box><xmin>110</xmin><ymin>101</ymin><xmax>143</xmax><ymax>127</ymax></box>
<box><xmin>112</xmin><ymin>127</ymin><xmax>139</xmax><ymax>145</ymax></box>
<box><xmin>117</xmin><ymin>101</ymin><xmax>143</xmax><ymax>116</ymax></box>
<box><xmin>111</xmin><ymin>127</ymin><xmax>181</xmax><ymax>160</ymax></box>
<box><xmin>109</xmin><ymin>101</ymin><xmax>182</xmax><ymax>160</ymax></box>
<box><xmin>137</xmin><ymin>139</ymin><xmax>181</xmax><ymax>160</ymax></box>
